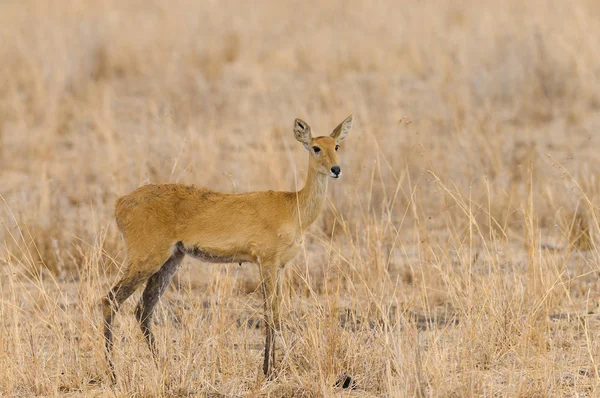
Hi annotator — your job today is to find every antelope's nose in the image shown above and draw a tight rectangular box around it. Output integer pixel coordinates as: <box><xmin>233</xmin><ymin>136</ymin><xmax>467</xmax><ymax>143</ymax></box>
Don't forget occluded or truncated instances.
<box><xmin>331</xmin><ymin>166</ymin><xmax>341</xmax><ymax>177</ymax></box>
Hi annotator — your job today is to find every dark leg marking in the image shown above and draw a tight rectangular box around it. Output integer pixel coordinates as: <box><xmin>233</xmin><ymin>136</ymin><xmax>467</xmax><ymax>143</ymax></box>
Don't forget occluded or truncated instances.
<box><xmin>134</xmin><ymin>249</ymin><xmax>185</xmax><ymax>357</ymax></box>
<box><xmin>263</xmin><ymin>322</ymin><xmax>276</xmax><ymax>376</ymax></box>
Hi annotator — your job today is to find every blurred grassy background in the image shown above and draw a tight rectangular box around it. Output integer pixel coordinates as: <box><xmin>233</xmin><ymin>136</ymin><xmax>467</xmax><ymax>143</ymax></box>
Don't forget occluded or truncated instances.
<box><xmin>1</xmin><ymin>0</ymin><xmax>600</xmax><ymax>396</ymax></box>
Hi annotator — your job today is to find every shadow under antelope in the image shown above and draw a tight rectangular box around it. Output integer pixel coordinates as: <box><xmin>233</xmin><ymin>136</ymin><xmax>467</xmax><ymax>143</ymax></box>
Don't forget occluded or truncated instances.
<box><xmin>102</xmin><ymin>115</ymin><xmax>353</xmax><ymax>381</ymax></box>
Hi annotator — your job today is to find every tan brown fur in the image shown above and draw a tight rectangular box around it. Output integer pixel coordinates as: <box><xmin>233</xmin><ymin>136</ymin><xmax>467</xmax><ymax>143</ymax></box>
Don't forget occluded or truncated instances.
<box><xmin>102</xmin><ymin>115</ymin><xmax>353</xmax><ymax>381</ymax></box>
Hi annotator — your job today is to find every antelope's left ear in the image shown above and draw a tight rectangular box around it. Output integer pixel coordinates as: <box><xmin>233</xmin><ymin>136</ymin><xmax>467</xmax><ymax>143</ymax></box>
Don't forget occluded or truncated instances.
<box><xmin>330</xmin><ymin>114</ymin><xmax>353</xmax><ymax>143</ymax></box>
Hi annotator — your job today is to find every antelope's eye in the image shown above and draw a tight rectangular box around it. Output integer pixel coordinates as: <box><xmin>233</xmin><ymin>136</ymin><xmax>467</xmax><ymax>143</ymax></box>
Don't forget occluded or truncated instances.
<box><xmin>312</xmin><ymin>146</ymin><xmax>321</xmax><ymax>153</ymax></box>
<box><xmin>335</xmin><ymin>145</ymin><xmax>340</xmax><ymax>151</ymax></box>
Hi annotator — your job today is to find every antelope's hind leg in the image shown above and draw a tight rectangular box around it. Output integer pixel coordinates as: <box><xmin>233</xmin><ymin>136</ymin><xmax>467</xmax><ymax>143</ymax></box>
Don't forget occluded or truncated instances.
<box><xmin>135</xmin><ymin>246</ymin><xmax>185</xmax><ymax>357</ymax></box>
<box><xmin>102</xmin><ymin>265</ymin><xmax>150</xmax><ymax>381</ymax></box>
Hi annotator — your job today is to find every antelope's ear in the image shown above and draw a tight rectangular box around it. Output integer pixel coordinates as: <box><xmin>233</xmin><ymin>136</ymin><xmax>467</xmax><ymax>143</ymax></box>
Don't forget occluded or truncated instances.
<box><xmin>330</xmin><ymin>114</ymin><xmax>353</xmax><ymax>142</ymax></box>
<box><xmin>294</xmin><ymin>118</ymin><xmax>312</xmax><ymax>147</ymax></box>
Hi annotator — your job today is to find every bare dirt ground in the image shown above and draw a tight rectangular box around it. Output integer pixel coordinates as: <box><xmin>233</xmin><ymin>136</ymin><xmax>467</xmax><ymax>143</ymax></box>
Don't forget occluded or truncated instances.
<box><xmin>2</xmin><ymin>0</ymin><xmax>600</xmax><ymax>396</ymax></box>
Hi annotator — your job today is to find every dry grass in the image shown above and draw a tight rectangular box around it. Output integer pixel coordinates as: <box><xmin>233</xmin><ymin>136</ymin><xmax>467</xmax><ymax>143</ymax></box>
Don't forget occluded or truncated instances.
<box><xmin>2</xmin><ymin>0</ymin><xmax>600</xmax><ymax>396</ymax></box>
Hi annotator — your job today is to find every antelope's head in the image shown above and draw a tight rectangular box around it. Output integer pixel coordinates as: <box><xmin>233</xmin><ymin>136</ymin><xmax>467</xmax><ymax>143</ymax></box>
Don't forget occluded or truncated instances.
<box><xmin>293</xmin><ymin>115</ymin><xmax>353</xmax><ymax>179</ymax></box>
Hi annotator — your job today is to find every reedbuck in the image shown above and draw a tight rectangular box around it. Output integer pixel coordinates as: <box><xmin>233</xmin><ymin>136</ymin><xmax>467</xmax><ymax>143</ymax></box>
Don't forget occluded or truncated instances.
<box><xmin>102</xmin><ymin>115</ymin><xmax>353</xmax><ymax>380</ymax></box>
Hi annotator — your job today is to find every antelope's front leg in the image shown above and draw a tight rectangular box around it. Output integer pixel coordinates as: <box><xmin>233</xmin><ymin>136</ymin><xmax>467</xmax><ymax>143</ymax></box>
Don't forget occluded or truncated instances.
<box><xmin>261</xmin><ymin>263</ymin><xmax>282</xmax><ymax>376</ymax></box>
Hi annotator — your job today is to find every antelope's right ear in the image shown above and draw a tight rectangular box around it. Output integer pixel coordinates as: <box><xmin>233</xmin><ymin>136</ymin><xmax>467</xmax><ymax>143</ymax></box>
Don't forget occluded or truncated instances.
<box><xmin>330</xmin><ymin>114</ymin><xmax>353</xmax><ymax>143</ymax></box>
<box><xmin>294</xmin><ymin>118</ymin><xmax>312</xmax><ymax>147</ymax></box>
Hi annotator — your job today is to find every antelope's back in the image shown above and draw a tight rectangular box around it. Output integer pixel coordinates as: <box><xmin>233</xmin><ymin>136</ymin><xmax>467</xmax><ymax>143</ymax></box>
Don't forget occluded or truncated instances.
<box><xmin>115</xmin><ymin>184</ymin><xmax>293</xmax><ymax>238</ymax></box>
<box><xmin>115</xmin><ymin>184</ymin><xmax>216</xmax><ymax>233</ymax></box>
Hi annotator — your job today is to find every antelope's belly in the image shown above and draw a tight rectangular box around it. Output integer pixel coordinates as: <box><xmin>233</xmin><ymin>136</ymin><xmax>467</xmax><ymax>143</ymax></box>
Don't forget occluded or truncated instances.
<box><xmin>176</xmin><ymin>241</ymin><xmax>252</xmax><ymax>264</ymax></box>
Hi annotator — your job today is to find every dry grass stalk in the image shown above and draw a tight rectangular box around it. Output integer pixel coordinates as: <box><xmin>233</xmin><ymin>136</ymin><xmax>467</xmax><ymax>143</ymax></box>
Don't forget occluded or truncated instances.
<box><xmin>569</xmin><ymin>209</ymin><xmax>593</xmax><ymax>252</ymax></box>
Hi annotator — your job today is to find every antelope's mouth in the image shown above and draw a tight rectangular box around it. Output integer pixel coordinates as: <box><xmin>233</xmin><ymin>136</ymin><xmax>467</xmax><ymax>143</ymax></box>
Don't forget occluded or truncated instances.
<box><xmin>329</xmin><ymin>172</ymin><xmax>342</xmax><ymax>179</ymax></box>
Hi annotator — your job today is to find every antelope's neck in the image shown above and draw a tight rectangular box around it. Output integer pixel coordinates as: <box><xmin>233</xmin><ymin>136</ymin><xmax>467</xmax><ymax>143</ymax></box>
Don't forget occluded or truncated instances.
<box><xmin>296</xmin><ymin>163</ymin><xmax>328</xmax><ymax>230</ymax></box>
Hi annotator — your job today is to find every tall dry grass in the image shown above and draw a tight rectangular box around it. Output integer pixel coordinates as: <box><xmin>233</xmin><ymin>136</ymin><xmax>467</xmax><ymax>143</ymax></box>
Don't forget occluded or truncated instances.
<box><xmin>2</xmin><ymin>0</ymin><xmax>600</xmax><ymax>396</ymax></box>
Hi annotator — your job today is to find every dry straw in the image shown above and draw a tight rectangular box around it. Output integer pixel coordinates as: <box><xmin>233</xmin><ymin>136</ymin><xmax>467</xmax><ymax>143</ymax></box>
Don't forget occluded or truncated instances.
<box><xmin>1</xmin><ymin>0</ymin><xmax>600</xmax><ymax>396</ymax></box>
